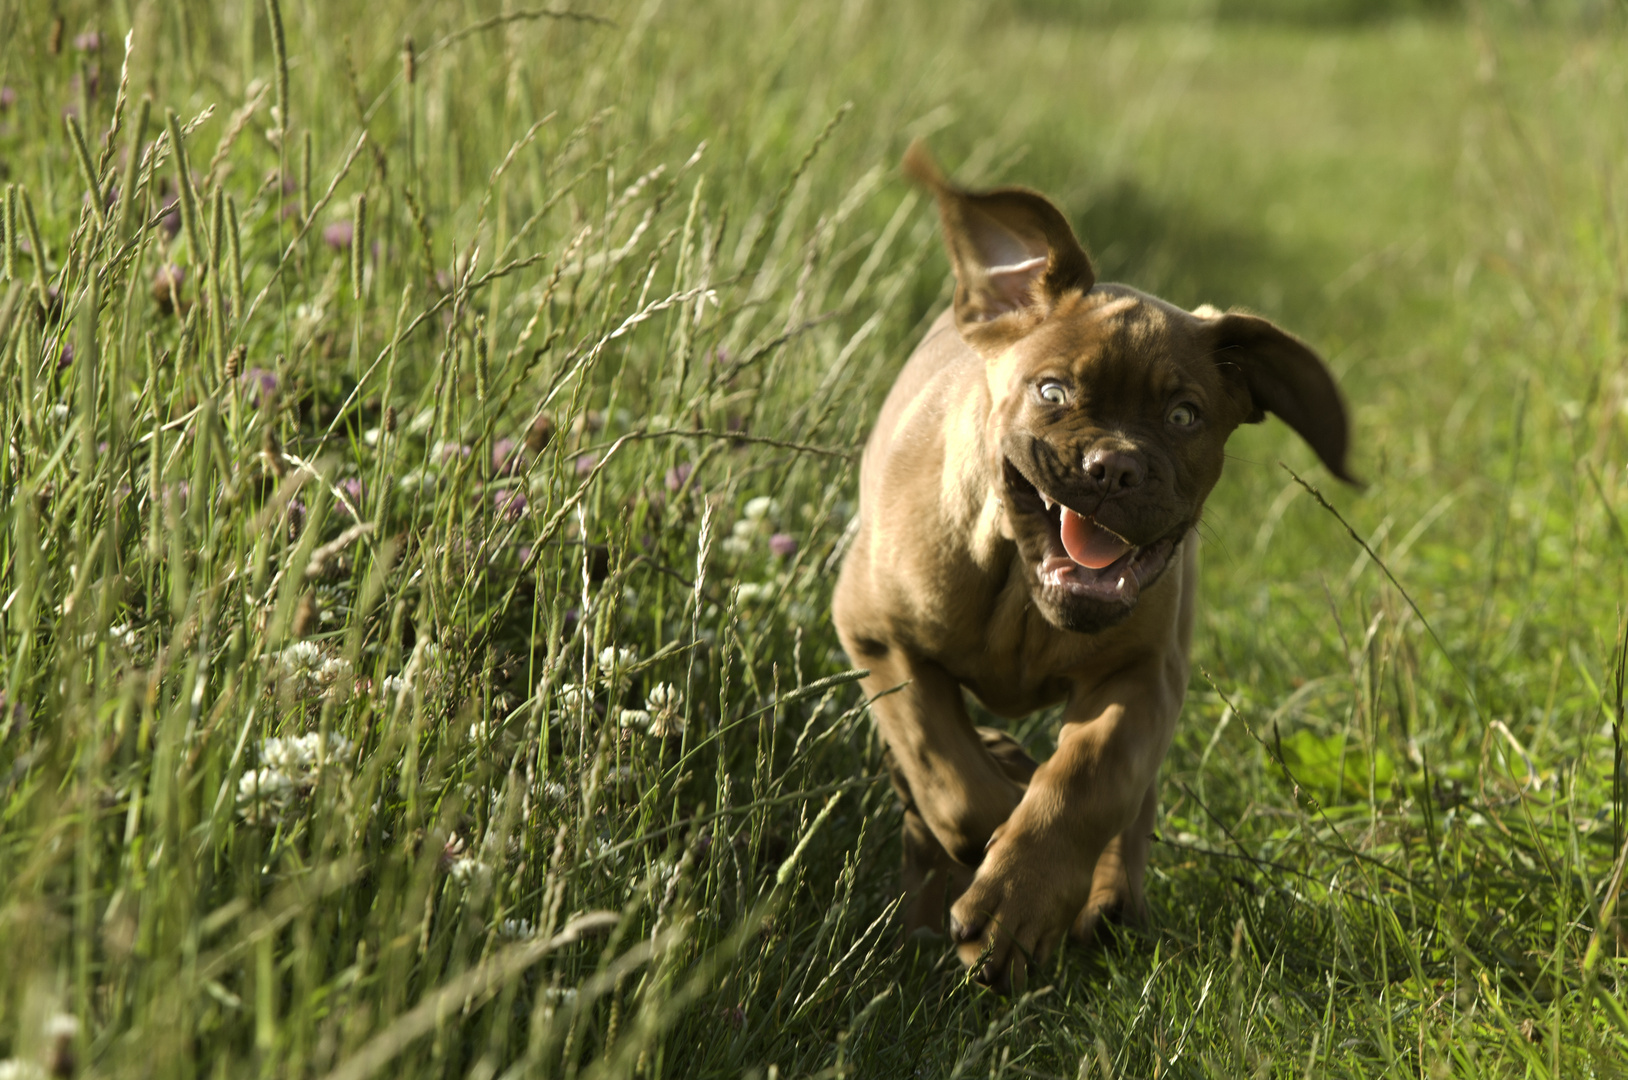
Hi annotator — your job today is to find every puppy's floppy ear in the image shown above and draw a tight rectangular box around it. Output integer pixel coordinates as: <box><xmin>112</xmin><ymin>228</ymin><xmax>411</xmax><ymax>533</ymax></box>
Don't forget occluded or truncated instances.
<box><xmin>904</xmin><ymin>140</ymin><xmax>1094</xmax><ymax>350</ymax></box>
<box><xmin>1202</xmin><ymin>309</ymin><xmax>1358</xmax><ymax>485</ymax></box>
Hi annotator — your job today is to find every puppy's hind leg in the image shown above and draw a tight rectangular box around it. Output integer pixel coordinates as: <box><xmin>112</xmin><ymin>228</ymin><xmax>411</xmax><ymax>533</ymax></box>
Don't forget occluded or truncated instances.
<box><xmin>976</xmin><ymin>727</ymin><xmax>1039</xmax><ymax>788</ymax></box>
<box><xmin>886</xmin><ymin>748</ymin><xmax>972</xmax><ymax>938</ymax></box>
<box><xmin>1071</xmin><ymin>779</ymin><xmax>1156</xmax><ymax>947</ymax></box>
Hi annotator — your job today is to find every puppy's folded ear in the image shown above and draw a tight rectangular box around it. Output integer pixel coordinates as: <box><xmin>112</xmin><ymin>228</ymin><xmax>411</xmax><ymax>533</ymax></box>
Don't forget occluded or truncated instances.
<box><xmin>1202</xmin><ymin>309</ymin><xmax>1359</xmax><ymax>485</ymax></box>
<box><xmin>904</xmin><ymin>140</ymin><xmax>1094</xmax><ymax>352</ymax></box>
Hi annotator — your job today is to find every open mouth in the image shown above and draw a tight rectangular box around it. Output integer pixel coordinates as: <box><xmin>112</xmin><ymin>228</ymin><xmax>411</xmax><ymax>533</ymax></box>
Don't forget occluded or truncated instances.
<box><xmin>1003</xmin><ymin>458</ymin><xmax>1181</xmax><ymax>608</ymax></box>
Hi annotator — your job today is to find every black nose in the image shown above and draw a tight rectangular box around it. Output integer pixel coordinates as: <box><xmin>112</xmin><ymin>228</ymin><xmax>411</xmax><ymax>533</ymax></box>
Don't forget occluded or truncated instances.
<box><xmin>1082</xmin><ymin>447</ymin><xmax>1146</xmax><ymax>495</ymax></box>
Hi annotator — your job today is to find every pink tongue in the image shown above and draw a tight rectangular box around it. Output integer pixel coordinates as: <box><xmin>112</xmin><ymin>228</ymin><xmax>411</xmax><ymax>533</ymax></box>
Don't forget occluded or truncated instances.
<box><xmin>1060</xmin><ymin>507</ymin><xmax>1133</xmax><ymax>569</ymax></box>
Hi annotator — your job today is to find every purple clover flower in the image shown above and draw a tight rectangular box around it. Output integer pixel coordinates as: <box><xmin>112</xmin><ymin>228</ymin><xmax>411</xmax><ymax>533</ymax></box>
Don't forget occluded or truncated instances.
<box><xmin>323</xmin><ymin>220</ymin><xmax>355</xmax><ymax>250</ymax></box>
<box><xmin>769</xmin><ymin>533</ymin><xmax>798</xmax><ymax>558</ymax></box>
<box><xmin>241</xmin><ymin>367</ymin><xmax>278</xmax><ymax>405</ymax></box>
<box><xmin>74</xmin><ymin>31</ymin><xmax>102</xmax><ymax>51</ymax></box>
<box><xmin>665</xmin><ymin>461</ymin><xmax>694</xmax><ymax>492</ymax></box>
<box><xmin>493</xmin><ymin>488</ymin><xmax>527</xmax><ymax>521</ymax></box>
<box><xmin>0</xmin><ymin>87</ymin><xmax>17</xmax><ymax>110</ymax></box>
<box><xmin>574</xmin><ymin>452</ymin><xmax>598</xmax><ymax>476</ymax></box>
<box><xmin>492</xmin><ymin>437</ymin><xmax>517</xmax><ymax>474</ymax></box>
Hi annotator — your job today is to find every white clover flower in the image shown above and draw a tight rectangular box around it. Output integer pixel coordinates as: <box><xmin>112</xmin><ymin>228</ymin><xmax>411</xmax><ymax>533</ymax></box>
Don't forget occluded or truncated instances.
<box><xmin>382</xmin><ymin>674</ymin><xmax>413</xmax><ymax>697</ymax></box>
<box><xmin>109</xmin><ymin>623</ymin><xmax>136</xmax><ymax>648</ymax></box>
<box><xmin>720</xmin><ymin>536</ymin><xmax>753</xmax><ymax>557</ymax></box>
<box><xmin>261</xmin><ymin>737</ymin><xmax>310</xmax><ymax>772</ymax></box>
<box><xmin>556</xmin><ymin>683</ymin><xmax>590</xmax><ymax>710</ymax></box>
<box><xmin>617</xmin><ymin>708</ymin><xmax>652</xmax><ymax>732</ymax></box>
<box><xmin>277</xmin><ymin>641</ymin><xmax>324</xmax><ymax>679</ymax></box>
<box><xmin>601</xmin><ymin>646</ymin><xmax>637</xmax><ymax>668</ymax></box>
<box><xmin>447</xmin><ymin>856</ymin><xmax>491</xmax><ymax>883</ymax></box>
<box><xmin>541</xmin><ymin>781</ymin><xmax>570</xmax><ymax>804</ymax></box>
<box><xmin>731</xmin><ymin>518</ymin><xmax>759</xmax><ymax>540</ymax></box>
<box><xmin>319</xmin><ymin>655</ymin><xmax>353</xmax><ymax>686</ymax></box>
<box><xmin>733</xmin><ymin>582</ymin><xmax>777</xmax><ymax>605</ymax></box>
<box><xmin>543</xmin><ymin>987</ymin><xmax>579</xmax><ymax>1007</ymax></box>
<box><xmin>237</xmin><ymin>768</ymin><xmax>295</xmax><ymax>823</ymax></box>
<box><xmin>264</xmin><ymin>733</ymin><xmax>353</xmax><ymax>773</ymax></box>
<box><xmin>44</xmin><ymin>1014</ymin><xmax>79</xmax><ymax>1041</ymax></box>
<box><xmin>498</xmin><ymin>917</ymin><xmax>537</xmax><ymax>941</ymax></box>
<box><xmin>645</xmin><ymin>682</ymin><xmax>683</xmax><ymax>715</ymax></box>
<box><xmin>743</xmin><ymin>496</ymin><xmax>779</xmax><ymax>522</ymax></box>
<box><xmin>644</xmin><ymin>683</ymin><xmax>685</xmax><ymax>738</ymax></box>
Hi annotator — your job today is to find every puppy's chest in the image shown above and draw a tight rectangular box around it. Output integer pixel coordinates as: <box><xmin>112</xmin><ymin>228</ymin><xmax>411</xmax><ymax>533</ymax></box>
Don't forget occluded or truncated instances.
<box><xmin>937</xmin><ymin>603</ymin><xmax>1102</xmax><ymax>717</ymax></box>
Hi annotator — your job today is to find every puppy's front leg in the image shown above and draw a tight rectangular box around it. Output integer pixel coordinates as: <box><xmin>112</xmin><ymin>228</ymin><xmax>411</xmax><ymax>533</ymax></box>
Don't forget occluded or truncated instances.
<box><xmin>856</xmin><ymin>648</ymin><xmax>1025</xmax><ymax>870</ymax></box>
<box><xmin>948</xmin><ymin>662</ymin><xmax>1180</xmax><ymax>990</ymax></box>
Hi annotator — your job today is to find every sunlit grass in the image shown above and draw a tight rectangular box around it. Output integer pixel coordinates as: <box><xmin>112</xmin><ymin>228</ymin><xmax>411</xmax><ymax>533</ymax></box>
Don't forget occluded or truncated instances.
<box><xmin>0</xmin><ymin>0</ymin><xmax>1625</xmax><ymax>1076</ymax></box>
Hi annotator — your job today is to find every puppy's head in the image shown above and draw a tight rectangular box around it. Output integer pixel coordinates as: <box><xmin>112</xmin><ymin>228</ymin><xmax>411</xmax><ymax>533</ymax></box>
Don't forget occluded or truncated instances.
<box><xmin>906</xmin><ymin>141</ymin><xmax>1355</xmax><ymax>634</ymax></box>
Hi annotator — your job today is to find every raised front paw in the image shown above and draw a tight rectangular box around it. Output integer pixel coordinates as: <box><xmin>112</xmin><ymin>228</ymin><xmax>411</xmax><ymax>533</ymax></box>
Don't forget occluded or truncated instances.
<box><xmin>947</xmin><ymin>827</ymin><xmax>1093</xmax><ymax>993</ymax></box>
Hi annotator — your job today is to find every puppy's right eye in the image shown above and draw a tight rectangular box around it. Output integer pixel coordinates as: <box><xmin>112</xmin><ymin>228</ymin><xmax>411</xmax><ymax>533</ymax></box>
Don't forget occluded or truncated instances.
<box><xmin>1038</xmin><ymin>383</ymin><xmax>1068</xmax><ymax>406</ymax></box>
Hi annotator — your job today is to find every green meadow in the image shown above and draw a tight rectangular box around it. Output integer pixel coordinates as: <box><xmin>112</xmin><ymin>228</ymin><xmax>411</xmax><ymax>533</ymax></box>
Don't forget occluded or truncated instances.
<box><xmin>1</xmin><ymin>0</ymin><xmax>1625</xmax><ymax>1075</ymax></box>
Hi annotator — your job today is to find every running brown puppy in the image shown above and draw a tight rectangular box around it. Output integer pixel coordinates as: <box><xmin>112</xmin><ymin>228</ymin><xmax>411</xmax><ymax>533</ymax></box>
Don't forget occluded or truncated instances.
<box><xmin>831</xmin><ymin>143</ymin><xmax>1354</xmax><ymax>991</ymax></box>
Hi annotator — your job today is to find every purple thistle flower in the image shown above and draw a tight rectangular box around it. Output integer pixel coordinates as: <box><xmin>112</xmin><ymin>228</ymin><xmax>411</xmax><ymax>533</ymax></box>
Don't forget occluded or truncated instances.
<box><xmin>769</xmin><ymin>533</ymin><xmax>798</xmax><ymax>558</ymax></box>
<box><xmin>493</xmin><ymin>488</ymin><xmax>527</xmax><ymax>521</ymax></box>
<box><xmin>323</xmin><ymin>220</ymin><xmax>355</xmax><ymax>250</ymax></box>
<box><xmin>664</xmin><ymin>461</ymin><xmax>694</xmax><ymax>492</ymax></box>
<box><xmin>574</xmin><ymin>452</ymin><xmax>598</xmax><ymax>476</ymax></box>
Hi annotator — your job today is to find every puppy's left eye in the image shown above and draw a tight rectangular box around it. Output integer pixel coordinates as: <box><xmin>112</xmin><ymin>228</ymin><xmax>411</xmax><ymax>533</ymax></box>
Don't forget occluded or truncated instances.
<box><xmin>1167</xmin><ymin>403</ymin><xmax>1198</xmax><ymax>426</ymax></box>
<box><xmin>1038</xmin><ymin>383</ymin><xmax>1068</xmax><ymax>406</ymax></box>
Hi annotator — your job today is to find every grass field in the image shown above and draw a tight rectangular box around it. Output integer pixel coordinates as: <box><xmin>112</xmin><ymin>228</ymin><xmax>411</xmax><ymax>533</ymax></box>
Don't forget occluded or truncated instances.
<box><xmin>1</xmin><ymin>0</ymin><xmax>1626</xmax><ymax>1075</ymax></box>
